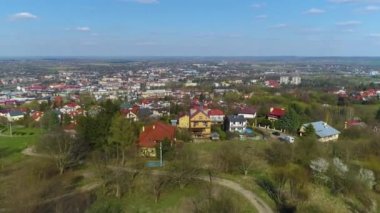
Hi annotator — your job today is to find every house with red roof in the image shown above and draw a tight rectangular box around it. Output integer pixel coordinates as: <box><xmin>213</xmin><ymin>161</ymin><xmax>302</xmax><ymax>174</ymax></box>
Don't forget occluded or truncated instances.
<box><xmin>268</xmin><ymin>107</ymin><xmax>286</xmax><ymax>121</ymax></box>
<box><xmin>31</xmin><ymin>111</ymin><xmax>44</xmax><ymax>122</ymax></box>
<box><xmin>59</xmin><ymin>102</ymin><xmax>84</xmax><ymax>121</ymax></box>
<box><xmin>265</xmin><ymin>80</ymin><xmax>280</xmax><ymax>88</ymax></box>
<box><xmin>121</xmin><ymin>106</ymin><xmax>139</xmax><ymax>121</ymax></box>
<box><xmin>138</xmin><ymin>121</ymin><xmax>176</xmax><ymax>157</ymax></box>
<box><xmin>208</xmin><ymin>109</ymin><xmax>225</xmax><ymax>124</ymax></box>
<box><xmin>237</xmin><ymin>106</ymin><xmax>257</xmax><ymax>119</ymax></box>
<box><xmin>345</xmin><ymin>119</ymin><xmax>366</xmax><ymax>129</ymax></box>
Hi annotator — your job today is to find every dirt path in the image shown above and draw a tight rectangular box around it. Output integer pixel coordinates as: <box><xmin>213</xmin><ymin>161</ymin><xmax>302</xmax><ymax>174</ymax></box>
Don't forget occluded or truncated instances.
<box><xmin>21</xmin><ymin>147</ymin><xmax>274</xmax><ymax>213</ymax></box>
<box><xmin>110</xmin><ymin>166</ymin><xmax>274</xmax><ymax>213</ymax></box>
<box><xmin>202</xmin><ymin>177</ymin><xmax>273</xmax><ymax>213</ymax></box>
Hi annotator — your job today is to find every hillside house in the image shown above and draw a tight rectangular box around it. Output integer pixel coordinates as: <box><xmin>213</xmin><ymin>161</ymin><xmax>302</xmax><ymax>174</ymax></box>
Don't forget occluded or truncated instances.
<box><xmin>189</xmin><ymin>109</ymin><xmax>211</xmax><ymax>138</ymax></box>
<box><xmin>139</xmin><ymin>121</ymin><xmax>176</xmax><ymax>157</ymax></box>
<box><xmin>224</xmin><ymin>115</ymin><xmax>248</xmax><ymax>134</ymax></box>
<box><xmin>300</xmin><ymin>121</ymin><xmax>341</xmax><ymax>142</ymax></box>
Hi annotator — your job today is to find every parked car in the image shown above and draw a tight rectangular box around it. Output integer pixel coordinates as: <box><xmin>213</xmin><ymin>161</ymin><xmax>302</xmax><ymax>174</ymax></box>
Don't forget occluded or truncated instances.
<box><xmin>279</xmin><ymin>136</ymin><xmax>295</xmax><ymax>144</ymax></box>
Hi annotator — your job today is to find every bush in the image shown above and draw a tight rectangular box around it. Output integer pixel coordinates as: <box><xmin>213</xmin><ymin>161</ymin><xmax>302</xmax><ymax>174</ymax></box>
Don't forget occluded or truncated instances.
<box><xmin>87</xmin><ymin>198</ymin><xmax>123</xmax><ymax>213</ymax></box>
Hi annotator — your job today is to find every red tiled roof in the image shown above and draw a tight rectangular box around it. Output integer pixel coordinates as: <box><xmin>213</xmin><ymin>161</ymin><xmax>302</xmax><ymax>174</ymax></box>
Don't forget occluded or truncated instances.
<box><xmin>139</xmin><ymin>121</ymin><xmax>176</xmax><ymax>148</ymax></box>
<box><xmin>31</xmin><ymin>111</ymin><xmax>43</xmax><ymax>120</ymax></box>
<box><xmin>65</xmin><ymin>102</ymin><xmax>80</xmax><ymax>108</ymax></box>
<box><xmin>346</xmin><ymin>120</ymin><xmax>365</xmax><ymax>127</ymax></box>
<box><xmin>269</xmin><ymin>107</ymin><xmax>286</xmax><ymax>117</ymax></box>
<box><xmin>121</xmin><ymin>106</ymin><xmax>139</xmax><ymax>115</ymax></box>
<box><xmin>208</xmin><ymin>109</ymin><xmax>224</xmax><ymax>116</ymax></box>
<box><xmin>238</xmin><ymin>107</ymin><xmax>256</xmax><ymax>115</ymax></box>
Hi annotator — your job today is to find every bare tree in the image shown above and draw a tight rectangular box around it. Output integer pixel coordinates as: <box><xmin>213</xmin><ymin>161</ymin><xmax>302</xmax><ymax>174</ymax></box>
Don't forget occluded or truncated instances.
<box><xmin>151</xmin><ymin>175</ymin><xmax>172</xmax><ymax>203</ymax></box>
<box><xmin>38</xmin><ymin>130</ymin><xmax>83</xmax><ymax>175</ymax></box>
<box><xmin>170</xmin><ymin>147</ymin><xmax>200</xmax><ymax>189</ymax></box>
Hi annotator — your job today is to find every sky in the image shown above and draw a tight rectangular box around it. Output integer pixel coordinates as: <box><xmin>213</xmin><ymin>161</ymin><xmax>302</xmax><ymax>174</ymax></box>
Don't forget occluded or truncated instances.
<box><xmin>1</xmin><ymin>0</ymin><xmax>380</xmax><ymax>57</ymax></box>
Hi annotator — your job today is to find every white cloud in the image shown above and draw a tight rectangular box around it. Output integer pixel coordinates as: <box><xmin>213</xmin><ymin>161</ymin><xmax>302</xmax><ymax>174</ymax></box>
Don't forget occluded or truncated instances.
<box><xmin>304</xmin><ymin>8</ymin><xmax>326</xmax><ymax>14</ymax></box>
<box><xmin>251</xmin><ymin>3</ymin><xmax>266</xmax><ymax>9</ymax></box>
<box><xmin>300</xmin><ymin>27</ymin><xmax>324</xmax><ymax>33</ymax></box>
<box><xmin>269</xmin><ymin>24</ymin><xmax>289</xmax><ymax>29</ymax></box>
<box><xmin>9</xmin><ymin>12</ymin><xmax>38</xmax><ymax>21</ymax></box>
<box><xmin>76</xmin><ymin>27</ymin><xmax>91</xmax><ymax>32</ymax></box>
<box><xmin>342</xmin><ymin>29</ymin><xmax>355</xmax><ymax>32</ymax></box>
<box><xmin>362</xmin><ymin>5</ymin><xmax>380</xmax><ymax>12</ymax></box>
<box><xmin>369</xmin><ymin>33</ymin><xmax>380</xmax><ymax>37</ymax></box>
<box><xmin>256</xmin><ymin>15</ymin><xmax>268</xmax><ymax>19</ymax></box>
<box><xmin>336</xmin><ymin>20</ymin><xmax>362</xmax><ymax>26</ymax></box>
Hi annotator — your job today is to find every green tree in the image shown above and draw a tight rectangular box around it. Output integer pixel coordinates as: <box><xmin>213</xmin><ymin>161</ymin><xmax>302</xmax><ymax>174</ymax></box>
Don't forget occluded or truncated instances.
<box><xmin>303</xmin><ymin>124</ymin><xmax>316</xmax><ymax>137</ymax></box>
<box><xmin>375</xmin><ymin>107</ymin><xmax>380</xmax><ymax>122</ymax></box>
<box><xmin>62</xmin><ymin>114</ymin><xmax>72</xmax><ymax>126</ymax></box>
<box><xmin>79</xmin><ymin>92</ymin><xmax>96</xmax><ymax>110</ymax></box>
<box><xmin>176</xmin><ymin>129</ymin><xmax>193</xmax><ymax>143</ymax></box>
<box><xmin>276</xmin><ymin>108</ymin><xmax>301</xmax><ymax>134</ymax></box>
<box><xmin>108</xmin><ymin>113</ymin><xmax>140</xmax><ymax>165</ymax></box>
<box><xmin>40</xmin><ymin>111</ymin><xmax>60</xmax><ymax>131</ymax></box>
<box><xmin>156</xmin><ymin>138</ymin><xmax>175</xmax><ymax>161</ymax></box>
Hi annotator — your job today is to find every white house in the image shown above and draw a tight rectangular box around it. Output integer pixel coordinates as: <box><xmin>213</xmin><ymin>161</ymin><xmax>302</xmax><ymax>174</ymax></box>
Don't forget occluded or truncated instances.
<box><xmin>224</xmin><ymin>115</ymin><xmax>248</xmax><ymax>134</ymax></box>
<box><xmin>208</xmin><ymin>109</ymin><xmax>225</xmax><ymax>124</ymax></box>
<box><xmin>0</xmin><ymin>110</ymin><xmax>25</xmax><ymax>122</ymax></box>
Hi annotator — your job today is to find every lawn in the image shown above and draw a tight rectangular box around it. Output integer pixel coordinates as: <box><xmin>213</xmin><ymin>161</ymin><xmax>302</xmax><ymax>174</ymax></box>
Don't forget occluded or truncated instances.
<box><xmin>0</xmin><ymin>128</ymin><xmax>41</xmax><ymax>166</ymax></box>
<box><xmin>88</xmin><ymin>182</ymin><xmax>256</xmax><ymax>213</ymax></box>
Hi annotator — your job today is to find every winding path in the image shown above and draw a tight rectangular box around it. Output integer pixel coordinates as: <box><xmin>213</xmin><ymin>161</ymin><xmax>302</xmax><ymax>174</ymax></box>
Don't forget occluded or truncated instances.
<box><xmin>21</xmin><ymin>147</ymin><xmax>274</xmax><ymax>213</ymax></box>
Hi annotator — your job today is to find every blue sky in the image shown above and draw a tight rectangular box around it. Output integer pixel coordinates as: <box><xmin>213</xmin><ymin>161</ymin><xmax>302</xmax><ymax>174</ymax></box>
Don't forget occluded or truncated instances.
<box><xmin>1</xmin><ymin>0</ymin><xmax>380</xmax><ymax>56</ymax></box>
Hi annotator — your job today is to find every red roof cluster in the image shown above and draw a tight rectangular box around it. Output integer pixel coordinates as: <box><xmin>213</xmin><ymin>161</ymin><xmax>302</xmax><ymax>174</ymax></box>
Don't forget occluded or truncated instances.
<box><xmin>65</xmin><ymin>102</ymin><xmax>80</xmax><ymax>108</ymax></box>
<box><xmin>121</xmin><ymin>106</ymin><xmax>139</xmax><ymax>115</ymax></box>
<box><xmin>139</xmin><ymin>121</ymin><xmax>176</xmax><ymax>148</ymax></box>
<box><xmin>265</xmin><ymin>80</ymin><xmax>280</xmax><ymax>88</ymax></box>
<box><xmin>208</xmin><ymin>109</ymin><xmax>224</xmax><ymax>116</ymax></box>
<box><xmin>31</xmin><ymin>111</ymin><xmax>44</xmax><ymax>121</ymax></box>
<box><xmin>269</xmin><ymin>107</ymin><xmax>286</xmax><ymax>118</ymax></box>
<box><xmin>26</xmin><ymin>85</ymin><xmax>47</xmax><ymax>91</ymax></box>
<box><xmin>238</xmin><ymin>106</ymin><xmax>256</xmax><ymax>115</ymax></box>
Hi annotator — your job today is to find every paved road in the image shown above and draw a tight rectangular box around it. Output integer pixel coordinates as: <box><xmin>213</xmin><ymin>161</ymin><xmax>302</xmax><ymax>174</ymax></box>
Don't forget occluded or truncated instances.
<box><xmin>21</xmin><ymin>147</ymin><xmax>274</xmax><ymax>213</ymax></box>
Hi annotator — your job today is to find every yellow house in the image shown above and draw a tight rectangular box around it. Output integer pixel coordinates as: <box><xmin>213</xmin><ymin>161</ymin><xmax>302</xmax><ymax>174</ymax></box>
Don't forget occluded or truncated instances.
<box><xmin>178</xmin><ymin>115</ymin><xmax>190</xmax><ymax>129</ymax></box>
<box><xmin>190</xmin><ymin>110</ymin><xmax>211</xmax><ymax>138</ymax></box>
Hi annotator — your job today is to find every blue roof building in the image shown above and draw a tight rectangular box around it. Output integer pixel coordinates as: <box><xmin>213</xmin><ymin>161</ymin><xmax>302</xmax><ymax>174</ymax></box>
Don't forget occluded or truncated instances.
<box><xmin>301</xmin><ymin>121</ymin><xmax>341</xmax><ymax>142</ymax></box>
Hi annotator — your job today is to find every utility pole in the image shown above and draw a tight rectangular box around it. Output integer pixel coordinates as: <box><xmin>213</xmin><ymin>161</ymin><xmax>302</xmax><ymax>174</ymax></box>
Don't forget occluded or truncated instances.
<box><xmin>9</xmin><ymin>121</ymin><xmax>12</xmax><ymax>137</ymax></box>
<box><xmin>160</xmin><ymin>141</ymin><xmax>163</xmax><ymax>167</ymax></box>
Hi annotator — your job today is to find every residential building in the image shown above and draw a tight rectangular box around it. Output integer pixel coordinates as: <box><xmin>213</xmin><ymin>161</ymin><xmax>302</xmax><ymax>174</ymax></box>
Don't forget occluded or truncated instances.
<box><xmin>138</xmin><ymin>121</ymin><xmax>176</xmax><ymax>157</ymax></box>
<box><xmin>178</xmin><ymin>114</ymin><xmax>190</xmax><ymax>129</ymax></box>
<box><xmin>121</xmin><ymin>107</ymin><xmax>139</xmax><ymax>121</ymax></box>
<box><xmin>189</xmin><ymin>109</ymin><xmax>211</xmax><ymax>138</ymax></box>
<box><xmin>291</xmin><ymin>76</ymin><xmax>301</xmax><ymax>85</ymax></box>
<box><xmin>268</xmin><ymin>107</ymin><xmax>286</xmax><ymax>121</ymax></box>
<box><xmin>280</xmin><ymin>76</ymin><xmax>290</xmax><ymax>85</ymax></box>
<box><xmin>300</xmin><ymin>121</ymin><xmax>341</xmax><ymax>142</ymax></box>
<box><xmin>208</xmin><ymin>109</ymin><xmax>225</xmax><ymax>124</ymax></box>
<box><xmin>224</xmin><ymin>115</ymin><xmax>248</xmax><ymax>134</ymax></box>
<box><xmin>237</xmin><ymin>106</ymin><xmax>257</xmax><ymax>119</ymax></box>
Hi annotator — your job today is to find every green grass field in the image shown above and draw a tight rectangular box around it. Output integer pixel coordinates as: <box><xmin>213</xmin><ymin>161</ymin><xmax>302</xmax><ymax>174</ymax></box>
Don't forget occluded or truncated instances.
<box><xmin>0</xmin><ymin>128</ymin><xmax>41</xmax><ymax>166</ymax></box>
<box><xmin>88</xmin><ymin>182</ymin><xmax>256</xmax><ymax>213</ymax></box>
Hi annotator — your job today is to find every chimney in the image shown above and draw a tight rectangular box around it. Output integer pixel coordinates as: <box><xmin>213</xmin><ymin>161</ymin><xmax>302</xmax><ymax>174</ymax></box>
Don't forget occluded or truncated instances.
<box><xmin>142</xmin><ymin>126</ymin><xmax>145</xmax><ymax>132</ymax></box>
